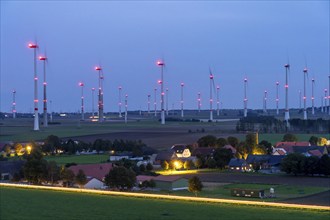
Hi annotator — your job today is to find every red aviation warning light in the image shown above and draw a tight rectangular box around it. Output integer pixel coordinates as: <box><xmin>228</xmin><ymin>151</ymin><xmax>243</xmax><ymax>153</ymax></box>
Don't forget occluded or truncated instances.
<box><xmin>28</xmin><ymin>43</ymin><xmax>37</xmax><ymax>48</ymax></box>
<box><xmin>39</xmin><ymin>56</ymin><xmax>47</xmax><ymax>61</ymax></box>
<box><xmin>95</xmin><ymin>66</ymin><xmax>102</xmax><ymax>71</ymax></box>
<box><xmin>157</xmin><ymin>60</ymin><xmax>164</xmax><ymax>66</ymax></box>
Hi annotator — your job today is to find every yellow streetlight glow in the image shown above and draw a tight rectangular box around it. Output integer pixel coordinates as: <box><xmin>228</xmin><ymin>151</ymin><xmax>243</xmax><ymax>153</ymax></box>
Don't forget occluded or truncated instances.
<box><xmin>26</xmin><ymin>145</ymin><xmax>32</xmax><ymax>154</ymax></box>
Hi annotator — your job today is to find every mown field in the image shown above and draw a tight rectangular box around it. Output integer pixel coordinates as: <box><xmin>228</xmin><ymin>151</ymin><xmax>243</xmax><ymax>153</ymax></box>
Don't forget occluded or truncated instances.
<box><xmin>45</xmin><ymin>154</ymin><xmax>110</xmax><ymax>165</ymax></box>
<box><xmin>1</xmin><ymin>187</ymin><xmax>329</xmax><ymax>220</ymax></box>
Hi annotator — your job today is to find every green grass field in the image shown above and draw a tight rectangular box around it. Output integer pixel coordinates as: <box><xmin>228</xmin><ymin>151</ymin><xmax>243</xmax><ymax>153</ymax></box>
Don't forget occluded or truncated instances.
<box><xmin>1</xmin><ymin>187</ymin><xmax>329</xmax><ymax>220</ymax></box>
<box><xmin>45</xmin><ymin>154</ymin><xmax>110</xmax><ymax>165</ymax></box>
<box><xmin>163</xmin><ymin>183</ymin><xmax>328</xmax><ymax>202</ymax></box>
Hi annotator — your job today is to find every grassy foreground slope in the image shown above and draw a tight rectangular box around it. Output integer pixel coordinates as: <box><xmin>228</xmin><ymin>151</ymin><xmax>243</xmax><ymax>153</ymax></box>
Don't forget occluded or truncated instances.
<box><xmin>1</xmin><ymin>187</ymin><xmax>328</xmax><ymax>220</ymax></box>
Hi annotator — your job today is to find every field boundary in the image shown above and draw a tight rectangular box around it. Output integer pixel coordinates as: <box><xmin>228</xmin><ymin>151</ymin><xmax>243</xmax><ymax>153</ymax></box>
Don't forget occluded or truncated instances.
<box><xmin>1</xmin><ymin>183</ymin><xmax>329</xmax><ymax>211</ymax></box>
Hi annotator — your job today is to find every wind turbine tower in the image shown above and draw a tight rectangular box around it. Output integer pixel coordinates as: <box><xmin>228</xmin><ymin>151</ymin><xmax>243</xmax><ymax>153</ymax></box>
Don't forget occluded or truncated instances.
<box><xmin>197</xmin><ymin>92</ymin><xmax>201</xmax><ymax>113</ymax></box>
<box><xmin>325</xmin><ymin>89</ymin><xmax>328</xmax><ymax>114</ymax></box>
<box><xmin>303</xmin><ymin>68</ymin><xmax>308</xmax><ymax>120</ymax></box>
<box><xmin>243</xmin><ymin>77</ymin><xmax>248</xmax><ymax>117</ymax></box>
<box><xmin>147</xmin><ymin>94</ymin><xmax>151</xmax><ymax>114</ymax></box>
<box><xmin>216</xmin><ymin>85</ymin><xmax>220</xmax><ymax>116</ymax></box>
<box><xmin>28</xmin><ymin>43</ymin><xmax>39</xmax><ymax>131</ymax></box>
<box><xmin>12</xmin><ymin>90</ymin><xmax>16</xmax><ymax>118</ymax></box>
<box><xmin>284</xmin><ymin>63</ymin><xmax>290</xmax><ymax>126</ymax></box>
<box><xmin>91</xmin><ymin>88</ymin><xmax>95</xmax><ymax>119</ymax></box>
<box><xmin>39</xmin><ymin>55</ymin><xmax>48</xmax><ymax>127</ymax></box>
<box><xmin>263</xmin><ymin>90</ymin><xmax>267</xmax><ymax>113</ymax></box>
<box><xmin>311</xmin><ymin>79</ymin><xmax>315</xmax><ymax>115</ymax></box>
<box><xmin>154</xmin><ymin>88</ymin><xmax>157</xmax><ymax>117</ymax></box>
<box><xmin>180</xmin><ymin>82</ymin><xmax>184</xmax><ymax>118</ymax></box>
<box><xmin>157</xmin><ymin>60</ymin><xmax>165</xmax><ymax>124</ymax></box>
<box><xmin>125</xmin><ymin>94</ymin><xmax>128</xmax><ymax>124</ymax></box>
<box><xmin>328</xmin><ymin>75</ymin><xmax>330</xmax><ymax>115</ymax></box>
<box><xmin>95</xmin><ymin>66</ymin><xmax>104</xmax><ymax>122</ymax></box>
<box><xmin>166</xmin><ymin>88</ymin><xmax>169</xmax><ymax>116</ymax></box>
<box><xmin>209</xmin><ymin>72</ymin><xmax>214</xmax><ymax>121</ymax></box>
<box><xmin>276</xmin><ymin>82</ymin><xmax>279</xmax><ymax>115</ymax></box>
<box><xmin>79</xmin><ymin>82</ymin><xmax>85</xmax><ymax>121</ymax></box>
<box><xmin>118</xmin><ymin>86</ymin><xmax>122</xmax><ymax>118</ymax></box>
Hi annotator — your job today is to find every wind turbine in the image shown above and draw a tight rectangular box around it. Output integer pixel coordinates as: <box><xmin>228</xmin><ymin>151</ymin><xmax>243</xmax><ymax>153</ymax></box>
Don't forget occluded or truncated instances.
<box><xmin>147</xmin><ymin>94</ymin><xmax>151</xmax><ymax>114</ymax></box>
<box><xmin>49</xmin><ymin>100</ymin><xmax>53</xmax><ymax>122</ymax></box>
<box><xmin>276</xmin><ymin>81</ymin><xmax>279</xmax><ymax>115</ymax></box>
<box><xmin>166</xmin><ymin>88</ymin><xmax>169</xmax><ymax>116</ymax></box>
<box><xmin>299</xmin><ymin>90</ymin><xmax>302</xmax><ymax>109</ymax></box>
<box><xmin>39</xmin><ymin>54</ymin><xmax>48</xmax><ymax>127</ymax></box>
<box><xmin>95</xmin><ymin>66</ymin><xmax>104</xmax><ymax>122</ymax></box>
<box><xmin>197</xmin><ymin>92</ymin><xmax>201</xmax><ymax>113</ymax></box>
<box><xmin>78</xmin><ymin>82</ymin><xmax>84</xmax><ymax>121</ymax></box>
<box><xmin>328</xmin><ymin>75</ymin><xmax>330</xmax><ymax>115</ymax></box>
<box><xmin>325</xmin><ymin>89</ymin><xmax>328</xmax><ymax>114</ymax></box>
<box><xmin>91</xmin><ymin>88</ymin><xmax>95</xmax><ymax>119</ymax></box>
<box><xmin>28</xmin><ymin>42</ymin><xmax>39</xmax><ymax>131</ymax></box>
<box><xmin>125</xmin><ymin>94</ymin><xmax>128</xmax><ymax>124</ymax></box>
<box><xmin>263</xmin><ymin>90</ymin><xmax>267</xmax><ymax>113</ymax></box>
<box><xmin>216</xmin><ymin>85</ymin><xmax>220</xmax><ymax>116</ymax></box>
<box><xmin>303</xmin><ymin>67</ymin><xmax>308</xmax><ymax>120</ymax></box>
<box><xmin>157</xmin><ymin>60</ymin><xmax>165</xmax><ymax>124</ymax></box>
<box><xmin>243</xmin><ymin>77</ymin><xmax>248</xmax><ymax>117</ymax></box>
<box><xmin>12</xmin><ymin>89</ymin><xmax>16</xmax><ymax>118</ymax></box>
<box><xmin>180</xmin><ymin>82</ymin><xmax>184</xmax><ymax>118</ymax></box>
<box><xmin>284</xmin><ymin>63</ymin><xmax>290</xmax><ymax>126</ymax></box>
<box><xmin>311</xmin><ymin>78</ymin><xmax>315</xmax><ymax>115</ymax></box>
<box><xmin>154</xmin><ymin>87</ymin><xmax>157</xmax><ymax>117</ymax></box>
<box><xmin>118</xmin><ymin>86</ymin><xmax>122</xmax><ymax>118</ymax></box>
<box><xmin>209</xmin><ymin>70</ymin><xmax>216</xmax><ymax>121</ymax></box>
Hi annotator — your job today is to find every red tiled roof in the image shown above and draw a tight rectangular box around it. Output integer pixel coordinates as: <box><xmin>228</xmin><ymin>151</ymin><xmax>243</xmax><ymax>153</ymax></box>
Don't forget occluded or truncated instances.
<box><xmin>275</xmin><ymin>142</ymin><xmax>310</xmax><ymax>148</ymax></box>
<box><xmin>69</xmin><ymin>163</ymin><xmax>113</xmax><ymax>181</ymax></box>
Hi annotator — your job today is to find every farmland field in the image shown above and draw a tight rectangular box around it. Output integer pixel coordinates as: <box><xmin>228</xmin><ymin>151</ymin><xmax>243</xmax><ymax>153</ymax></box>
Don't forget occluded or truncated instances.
<box><xmin>1</xmin><ymin>187</ymin><xmax>329</xmax><ymax>220</ymax></box>
<box><xmin>45</xmin><ymin>154</ymin><xmax>110</xmax><ymax>165</ymax></box>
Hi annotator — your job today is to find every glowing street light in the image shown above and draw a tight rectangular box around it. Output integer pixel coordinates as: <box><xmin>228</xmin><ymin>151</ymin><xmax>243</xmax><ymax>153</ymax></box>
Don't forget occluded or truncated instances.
<box><xmin>26</xmin><ymin>145</ymin><xmax>32</xmax><ymax>154</ymax></box>
<box><xmin>28</xmin><ymin>42</ymin><xmax>39</xmax><ymax>131</ymax></box>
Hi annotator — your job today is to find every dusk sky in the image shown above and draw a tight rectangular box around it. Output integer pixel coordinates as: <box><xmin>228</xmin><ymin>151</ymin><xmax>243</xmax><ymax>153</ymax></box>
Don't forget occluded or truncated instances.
<box><xmin>1</xmin><ymin>1</ymin><xmax>329</xmax><ymax>113</ymax></box>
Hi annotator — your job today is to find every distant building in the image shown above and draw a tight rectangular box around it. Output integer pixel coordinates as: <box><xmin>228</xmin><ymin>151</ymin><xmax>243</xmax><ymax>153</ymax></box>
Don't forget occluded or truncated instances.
<box><xmin>228</xmin><ymin>158</ymin><xmax>250</xmax><ymax>172</ymax></box>
<box><xmin>136</xmin><ymin>175</ymin><xmax>188</xmax><ymax>191</ymax></box>
<box><xmin>0</xmin><ymin>160</ymin><xmax>25</xmax><ymax>180</ymax></box>
<box><xmin>171</xmin><ymin>144</ymin><xmax>191</xmax><ymax>158</ymax></box>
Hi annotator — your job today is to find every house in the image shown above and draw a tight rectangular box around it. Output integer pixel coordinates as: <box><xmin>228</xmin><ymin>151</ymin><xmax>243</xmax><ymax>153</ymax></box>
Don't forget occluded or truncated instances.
<box><xmin>68</xmin><ymin>163</ymin><xmax>113</xmax><ymax>189</ymax></box>
<box><xmin>192</xmin><ymin>147</ymin><xmax>215</xmax><ymax>158</ymax></box>
<box><xmin>154</xmin><ymin>151</ymin><xmax>177</xmax><ymax>165</ymax></box>
<box><xmin>292</xmin><ymin>146</ymin><xmax>328</xmax><ymax>157</ymax></box>
<box><xmin>136</xmin><ymin>175</ymin><xmax>188</xmax><ymax>191</ymax></box>
<box><xmin>223</xmin><ymin>145</ymin><xmax>237</xmax><ymax>154</ymax></box>
<box><xmin>171</xmin><ymin>144</ymin><xmax>191</xmax><ymax>158</ymax></box>
<box><xmin>228</xmin><ymin>158</ymin><xmax>250</xmax><ymax>172</ymax></box>
<box><xmin>0</xmin><ymin>160</ymin><xmax>25</xmax><ymax>180</ymax></box>
<box><xmin>246</xmin><ymin>155</ymin><xmax>285</xmax><ymax>172</ymax></box>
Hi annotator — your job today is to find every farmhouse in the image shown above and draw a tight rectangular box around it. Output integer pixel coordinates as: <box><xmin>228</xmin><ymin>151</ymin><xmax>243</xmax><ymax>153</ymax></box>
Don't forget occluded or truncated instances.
<box><xmin>228</xmin><ymin>158</ymin><xmax>250</xmax><ymax>172</ymax></box>
<box><xmin>68</xmin><ymin>163</ymin><xmax>113</xmax><ymax>189</ymax></box>
<box><xmin>0</xmin><ymin>160</ymin><xmax>25</xmax><ymax>180</ymax></box>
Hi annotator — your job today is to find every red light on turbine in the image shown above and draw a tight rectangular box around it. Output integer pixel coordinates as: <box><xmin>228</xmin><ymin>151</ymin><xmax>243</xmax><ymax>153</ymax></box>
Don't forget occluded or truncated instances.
<box><xmin>303</xmin><ymin>68</ymin><xmax>308</xmax><ymax>73</ymax></box>
<box><xmin>276</xmin><ymin>81</ymin><xmax>279</xmax><ymax>85</ymax></box>
<box><xmin>157</xmin><ymin>60</ymin><xmax>164</xmax><ymax>66</ymax></box>
<box><xmin>181</xmin><ymin>82</ymin><xmax>184</xmax><ymax>86</ymax></box>
<box><xmin>79</xmin><ymin>82</ymin><xmax>84</xmax><ymax>86</ymax></box>
<box><xmin>39</xmin><ymin>56</ymin><xmax>47</xmax><ymax>61</ymax></box>
<box><xmin>28</xmin><ymin>43</ymin><xmax>37</xmax><ymax>48</ymax></box>
<box><xmin>210</xmin><ymin>74</ymin><xmax>214</xmax><ymax>79</ymax></box>
<box><xmin>95</xmin><ymin>66</ymin><xmax>102</xmax><ymax>71</ymax></box>
<box><xmin>284</xmin><ymin>64</ymin><xmax>290</xmax><ymax>68</ymax></box>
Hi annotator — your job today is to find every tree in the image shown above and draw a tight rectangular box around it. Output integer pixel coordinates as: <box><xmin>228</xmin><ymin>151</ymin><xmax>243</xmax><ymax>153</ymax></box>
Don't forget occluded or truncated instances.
<box><xmin>319</xmin><ymin>155</ymin><xmax>330</xmax><ymax>176</ymax></box>
<box><xmin>104</xmin><ymin>166</ymin><xmax>136</xmax><ymax>190</ymax></box>
<box><xmin>206</xmin><ymin>158</ymin><xmax>216</xmax><ymax>168</ymax></box>
<box><xmin>161</xmin><ymin>160</ymin><xmax>169</xmax><ymax>170</ymax></box>
<box><xmin>146</xmin><ymin>163</ymin><xmax>153</xmax><ymax>171</ymax></box>
<box><xmin>197</xmin><ymin>135</ymin><xmax>217</xmax><ymax>147</ymax></box>
<box><xmin>23</xmin><ymin>146</ymin><xmax>48</xmax><ymax>184</ymax></box>
<box><xmin>47</xmin><ymin>161</ymin><xmax>60</xmax><ymax>184</ymax></box>
<box><xmin>309</xmin><ymin>136</ymin><xmax>319</xmax><ymax>145</ymax></box>
<box><xmin>282</xmin><ymin>133</ymin><xmax>298</xmax><ymax>142</ymax></box>
<box><xmin>213</xmin><ymin>148</ymin><xmax>233</xmax><ymax>169</ymax></box>
<box><xmin>194</xmin><ymin>158</ymin><xmax>203</xmax><ymax>169</ymax></box>
<box><xmin>75</xmin><ymin>169</ymin><xmax>87</xmax><ymax>188</ymax></box>
<box><xmin>14</xmin><ymin>143</ymin><xmax>23</xmax><ymax>155</ymax></box>
<box><xmin>60</xmin><ymin>167</ymin><xmax>75</xmax><ymax>187</ymax></box>
<box><xmin>317</xmin><ymin>137</ymin><xmax>328</xmax><ymax>146</ymax></box>
<box><xmin>227</xmin><ymin>136</ymin><xmax>239</xmax><ymax>148</ymax></box>
<box><xmin>183</xmin><ymin>160</ymin><xmax>193</xmax><ymax>170</ymax></box>
<box><xmin>280</xmin><ymin>153</ymin><xmax>305</xmax><ymax>176</ymax></box>
<box><xmin>43</xmin><ymin>135</ymin><xmax>61</xmax><ymax>154</ymax></box>
<box><xmin>4</xmin><ymin>145</ymin><xmax>11</xmax><ymax>156</ymax></box>
<box><xmin>139</xmin><ymin>164</ymin><xmax>146</xmax><ymax>172</ymax></box>
<box><xmin>188</xmin><ymin>176</ymin><xmax>203</xmax><ymax>196</ymax></box>
<box><xmin>217</xmin><ymin>138</ymin><xmax>228</xmax><ymax>148</ymax></box>
<box><xmin>302</xmin><ymin>156</ymin><xmax>319</xmax><ymax>176</ymax></box>
<box><xmin>259</xmin><ymin>140</ymin><xmax>273</xmax><ymax>155</ymax></box>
